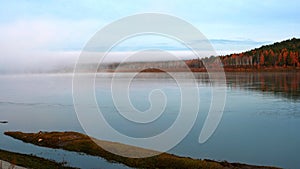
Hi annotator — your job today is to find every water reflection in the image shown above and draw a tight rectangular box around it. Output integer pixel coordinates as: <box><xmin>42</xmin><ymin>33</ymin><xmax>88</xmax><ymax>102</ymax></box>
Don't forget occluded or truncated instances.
<box><xmin>132</xmin><ymin>72</ymin><xmax>300</xmax><ymax>100</ymax></box>
<box><xmin>224</xmin><ymin>72</ymin><xmax>300</xmax><ymax>101</ymax></box>
<box><xmin>0</xmin><ymin>73</ymin><xmax>299</xmax><ymax>168</ymax></box>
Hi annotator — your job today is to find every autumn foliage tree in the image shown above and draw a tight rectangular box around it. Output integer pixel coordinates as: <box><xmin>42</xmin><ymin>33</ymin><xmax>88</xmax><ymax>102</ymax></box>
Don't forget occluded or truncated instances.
<box><xmin>219</xmin><ymin>38</ymin><xmax>300</xmax><ymax>69</ymax></box>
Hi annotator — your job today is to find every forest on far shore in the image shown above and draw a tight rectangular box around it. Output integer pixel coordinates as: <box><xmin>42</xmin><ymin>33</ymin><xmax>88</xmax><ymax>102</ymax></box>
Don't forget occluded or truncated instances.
<box><xmin>102</xmin><ymin>38</ymin><xmax>300</xmax><ymax>72</ymax></box>
<box><xmin>186</xmin><ymin>38</ymin><xmax>300</xmax><ymax>71</ymax></box>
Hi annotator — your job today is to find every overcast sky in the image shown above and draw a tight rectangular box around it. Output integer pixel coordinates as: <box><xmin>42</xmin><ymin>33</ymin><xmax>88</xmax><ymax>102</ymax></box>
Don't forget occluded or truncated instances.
<box><xmin>0</xmin><ymin>0</ymin><xmax>299</xmax><ymax>72</ymax></box>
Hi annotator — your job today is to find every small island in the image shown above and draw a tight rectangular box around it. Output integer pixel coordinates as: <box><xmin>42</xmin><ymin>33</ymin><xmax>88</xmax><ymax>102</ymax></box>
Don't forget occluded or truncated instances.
<box><xmin>4</xmin><ymin>131</ymin><xmax>280</xmax><ymax>169</ymax></box>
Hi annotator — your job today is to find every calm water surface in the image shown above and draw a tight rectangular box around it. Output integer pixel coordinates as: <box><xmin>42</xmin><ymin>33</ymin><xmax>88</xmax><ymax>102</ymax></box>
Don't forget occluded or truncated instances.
<box><xmin>0</xmin><ymin>72</ymin><xmax>299</xmax><ymax>169</ymax></box>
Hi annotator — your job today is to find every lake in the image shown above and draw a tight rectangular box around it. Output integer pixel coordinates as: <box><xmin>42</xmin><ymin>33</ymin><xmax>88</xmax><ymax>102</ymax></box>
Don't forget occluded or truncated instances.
<box><xmin>0</xmin><ymin>72</ymin><xmax>299</xmax><ymax>169</ymax></box>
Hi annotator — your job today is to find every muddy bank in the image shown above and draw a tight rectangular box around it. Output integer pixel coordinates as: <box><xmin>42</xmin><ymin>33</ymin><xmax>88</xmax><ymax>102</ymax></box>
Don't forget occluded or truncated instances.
<box><xmin>5</xmin><ymin>131</ymin><xmax>280</xmax><ymax>169</ymax></box>
<box><xmin>0</xmin><ymin>149</ymin><xmax>76</xmax><ymax>169</ymax></box>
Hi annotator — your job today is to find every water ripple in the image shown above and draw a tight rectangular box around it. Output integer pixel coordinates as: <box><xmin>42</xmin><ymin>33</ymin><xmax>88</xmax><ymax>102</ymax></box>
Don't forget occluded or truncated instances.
<box><xmin>0</xmin><ymin>101</ymin><xmax>73</xmax><ymax>108</ymax></box>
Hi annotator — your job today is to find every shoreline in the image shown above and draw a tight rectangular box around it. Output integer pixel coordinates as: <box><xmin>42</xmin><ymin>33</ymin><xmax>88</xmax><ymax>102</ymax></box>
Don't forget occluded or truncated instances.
<box><xmin>0</xmin><ymin>149</ymin><xmax>76</xmax><ymax>169</ymax></box>
<box><xmin>0</xmin><ymin>67</ymin><xmax>299</xmax><ymax>76</ymax></box>
<box><xmin>106</xmin><ymin>67</ymin><xmax>300</xmax><ymax>73</ymax></box>
<box><xmin>4</xmin><ymin>131</ymin><xmax>280</xmax><ymax>169</ymax></box>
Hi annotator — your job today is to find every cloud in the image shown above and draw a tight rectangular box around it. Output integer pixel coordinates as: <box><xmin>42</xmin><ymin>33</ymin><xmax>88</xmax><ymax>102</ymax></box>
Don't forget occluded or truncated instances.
<box><xmin>0</xmin><ymin>3</ymin><xmax>299</xmax><ymax>74</ymax></box>
<box><xmin>0</xmin><ymin>18</ymin><xmax>273</xmax><ymax>73</ymax></box>
<box><xmin>0</xmin><ymin>19</ymin><xmax>104</xmax><ymax>73</ymax></box>
<box><xmin>209</xmin><ymin>39</ymin><xmax>270</xmax><ymax>55</ymax></box>
<box><xmin>210</xmin><ymin>39</ymin><xmax>269</xmax><ymax>46</ymax></box>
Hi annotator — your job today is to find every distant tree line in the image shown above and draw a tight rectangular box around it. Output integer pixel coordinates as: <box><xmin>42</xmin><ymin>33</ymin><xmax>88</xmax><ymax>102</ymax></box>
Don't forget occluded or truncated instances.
<box><xmin>169</xmin><ymin>38</ymin><xmax>300</xmax><ymax>70</ymax></box>
<box><xmin>219</xmin><ymin>38</ymin><xmax>300</xmax><ymax>68</ymax></box>
<box><xmin>102</xmin><ymin>38</ymin><xmax>300</xmax><ymax>72</ymax></box>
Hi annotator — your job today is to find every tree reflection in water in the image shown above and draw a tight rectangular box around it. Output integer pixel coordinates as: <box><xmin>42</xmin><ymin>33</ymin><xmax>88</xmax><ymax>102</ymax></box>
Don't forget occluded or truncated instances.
<box><xmin>224</xmin><ymin>72</ymin><xmax>300</xmax><ymax>101</ymax></box>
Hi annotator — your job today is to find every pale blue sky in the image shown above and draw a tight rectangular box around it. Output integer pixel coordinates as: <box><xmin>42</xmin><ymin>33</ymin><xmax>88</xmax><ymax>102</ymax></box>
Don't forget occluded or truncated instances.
<box><xmin>0</xmin><ymin>0</ymin><xmax>299</xmax><ymax>72</ymax></box>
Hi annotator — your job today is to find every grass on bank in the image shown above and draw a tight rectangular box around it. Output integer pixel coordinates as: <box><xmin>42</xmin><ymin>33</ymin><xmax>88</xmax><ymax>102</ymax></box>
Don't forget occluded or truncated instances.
<box><xmin>0</xmin><ymin>149</ymin><xmax>76</xmax><ymax>169</ymax></box>
<box><xmin>4</xmin><ymin>131</ymin><xmax>280</xmax><ymax>169</ymax></box>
